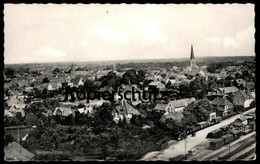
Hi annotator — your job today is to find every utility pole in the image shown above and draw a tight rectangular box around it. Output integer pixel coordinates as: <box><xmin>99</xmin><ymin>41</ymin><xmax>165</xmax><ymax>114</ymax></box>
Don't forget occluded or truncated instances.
<box><xmin>229</xmin><ymin>140</ymin><xmax>230</xmax><ymax>161</ymax></box>
<box><xmin>17</xmin><ymin>128</ymin><xmax>20</xmax><ymax>143</ymax></box>
<box><xmin>184</xmin><ymin>124</ymin><xmax>187</xmax><ymax>157</ymax></box>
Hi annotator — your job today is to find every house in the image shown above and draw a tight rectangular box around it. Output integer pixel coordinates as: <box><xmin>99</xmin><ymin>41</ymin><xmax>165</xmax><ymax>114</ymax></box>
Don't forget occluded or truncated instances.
<box><xmin>160</xmin><ymin>112</ymin><xmax>184</xmax><ymax>123</ymax></box>
<box><xmin>29</xmin><ymin>103</ymin><xmax>52</xmax><ymax>117</ymax></box>
<box><xmin>48</xmin><ymin>82</ymin><xmax>59</xmax><ymax>90</ymax></box>
<box><xmin>218</xmin><ymin>86</ymin><xmax>239</xmax><ymax>95</ymax></box>
<box><xmin>154</xmin><ymin>98</ymin><xmax>196</xmax><ymax>113</ymax></box>
<box><xmin>246</xmin><ymin>82</ymin><xmax>255</xmax><ymax>92</ymax></box>
<box><xmin>4</xmin><ymin>142</ymin><xmax>35</xmax><ymax>161</ymax></box>
<box><xmin>24</xmin><ymin>87</ymin><xmax>34</xmax><ymax>93</ymax></box>
<box><xmin>175</xmin><ymin>74</ymin><xmax>188</xmax><ymax>81</ymax></box>
<box><xmin>153</xmin><ymin>74</ymin><xmax>163</xmax><ymax>81</ymax></box>
<box><xmin>53</xmin><ymin>107</ymin><xmax>75</xmax><ymax>117</ymax></box>
<box><xmin>154</xmin><ymin>103</ymin><xmax>168</xmax><ymax>113</ymax></box>
<box><xmin>74</xmin><ymin>70</ymin><xmax>89</xmax><ymax>76</ymax></box>
<box><xmin>71</xmin><ymin>77</ymin><xmax>84</xmax><ymax>87</ymax></box>
<box><xmin>41</xmin><ymin>83</ymin><xmax>53</xmax><ymax>91</ymax></box>
<box><xmin>78</xmin><ymin>105</ymin><xmax>94</xmax><ymax>115</ymax></box>
<box><xmin>232</xmin><ymin>90</ymin><xmax>254</xmax><ymax>108</ymax></box>
<box><xmin>167</xmin><ymin>79</ymin><xmax>176</xmax><ymax>86</ymax></box>
<box><xmin>9</xmin><ymin>104</ymin><xmax>26</xmax><ymax>117</ymax></box>
<box><xmin>226</xmin><ymin>66</ymin><xmax>237</xmax><ymax>72</ymax></box>
<box><xmin>4</xmin><ymin>110</ymin><xmax>14</xmax><ymax>117</ymax></box>
<box><xmin>112</xmin><ymin>100</ymin><xmax>141</xmax><ymax>123</ymax></box>
<box><xmin>211</xmin><ymin>96</ymin><xmax>234</xmax><ymax>117</ymax></box>
<box><xmin>166</xmin><ymin>72</ymin><xmax>178</xmax><ymax>79</ymax></box>
<box><xmin>235</xmin><ymin>115</ymin><xmax>248</xmax><ymax>125</ymax></box>
<box><xmin>5</xmin><ymin>96</ymin><xmax>19</xmax><ymax>107</ymax></box>
<box><xmin>209</xmin><ymin>112</ymin><xmax>217</xmax><ymax>122</ymax></box>
<box><xmin>148</xmin><ymin>81</ymin><xmax>165</xmax><ymax>91</ymax></box>
<box><xmin>16</xmin><ymin>80</ymin><xmax>29</xmax><ymax>88</ymax></box>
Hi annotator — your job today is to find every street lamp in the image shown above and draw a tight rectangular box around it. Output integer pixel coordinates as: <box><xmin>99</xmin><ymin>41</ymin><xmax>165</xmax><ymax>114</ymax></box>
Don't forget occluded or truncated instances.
<box><xmin>227</xmin><ymin>125</ymin><xmax>231</xmax><ymax>161</ymax></box>
<box><xmin>184</xmin><ymin>124</ymin><xmax>187</xmax><ymax>157</ymax></box>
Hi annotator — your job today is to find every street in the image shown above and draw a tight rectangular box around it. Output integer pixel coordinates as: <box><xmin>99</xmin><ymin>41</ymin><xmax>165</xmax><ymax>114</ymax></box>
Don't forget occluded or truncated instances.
<box><xmin>141</xmin><ymin>108</ymin><xmax>255</xmax><ymax>161</ymax></box>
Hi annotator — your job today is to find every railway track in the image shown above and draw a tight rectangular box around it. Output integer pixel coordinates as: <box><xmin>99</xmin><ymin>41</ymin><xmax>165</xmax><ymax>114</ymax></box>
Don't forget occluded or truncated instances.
<box><xmin>218</xmin><ymin>139</ymin><xmax>255</xmax><ymax>160</ymax></box>
<box><xmin>234</xmin><ymin>147</ymin><xmax>255</xmax><ymax>160</ymax></box>
<box><xmin>199</xmin><ymin>133</ymin><xmax>255</xmax><ymax>161</ymax></box>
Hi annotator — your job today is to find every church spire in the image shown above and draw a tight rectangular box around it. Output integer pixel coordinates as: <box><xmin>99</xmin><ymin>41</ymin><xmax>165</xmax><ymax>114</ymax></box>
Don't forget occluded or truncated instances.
<box><xmin>189</xmin><ymin>44</ymin><xmax>197</xmax><ymax>69</ymax></box>
<box><xmin>190</xmin><ymin>44</ymin><xmax>195</xmax><ymax>60</ymax></box>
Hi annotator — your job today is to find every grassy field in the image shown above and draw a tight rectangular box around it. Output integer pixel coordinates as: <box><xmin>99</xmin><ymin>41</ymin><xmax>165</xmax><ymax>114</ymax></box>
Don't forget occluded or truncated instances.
<box><xmin>5</xmin><ymin>127</ymin><xmax>33</xmax><ymax>141</ymax></box>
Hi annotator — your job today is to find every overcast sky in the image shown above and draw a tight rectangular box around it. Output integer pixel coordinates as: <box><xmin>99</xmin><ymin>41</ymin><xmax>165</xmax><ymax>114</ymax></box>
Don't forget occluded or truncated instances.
<box><xmin>4</xmin><ymin>4</ymin><xmax>255</xmax><ymax>64</ymax></box>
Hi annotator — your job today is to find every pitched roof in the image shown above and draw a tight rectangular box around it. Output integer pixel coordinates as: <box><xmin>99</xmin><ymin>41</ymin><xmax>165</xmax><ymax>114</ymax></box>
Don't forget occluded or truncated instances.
<box><xmin>211</xmin><ymin>97</ymin><xmax>233</xmax><ymax>106</ymax></box>
<box><xmin>5</xmin><ymin>96</ymin><xmax>19</xmax><ymax>107</ymax></box>
<box><xmin>4</xmin><ymin>142</ymin><xmax>35</xmax><ymax>161</ymax></box>
<box><xmin>71</xmin><ymin>77</ymin><xmax>84</xmax><ymax>86</ymax></box>
<box><xmin>160</xmin><ymin>112</ymin><xmax>184</xmax><ymax>122</ymax></box>
<box><xmin>176</xmin><ymin>74</ymin><xmax>187</xmax><ymax>79</ymax></box>
<box><xmin>168</xmin><ymin>98</ymin><xmax>195</xmax><ymax>108</ymax></box>
<box><xmin>219</xmin><ymin>86</ymin><xmax>239</xmax><ymax>94</ymax></box>
<box><xmin>197</xmin><ymin>70</ymin><xmax>206</xmax><ymax>77</ymax></box>
<box><xmin>123</xmin><ymin>100</ymin><xmax>141</xmax><ymax>115</ymax></box>
<box><xmin>155</xmin><ymin>103</ymin><xmax>168</xmax><ymax>111</ymax></box>
<box><xmin>53</xmin><ymin>107</ymin><xmax>74</xmax><ymax>116</ymax></box>
<box><xmin>236</xmin><ymin>116</ymin><xmax>248</xmax><ymax>122</ymax></box>
<box><xmin>236</xmin><ymin>90</ymin><xmax>253</xmax><ymax>100</ymax></box>
<box><xmin>168</xmin><ymin>100</ymin><xmax>186</xmax><ymax>108</ymax></box>
<box><xmin>148</xmin><ymin>81</ymin><xmax>164</xmax><ymax>86</ymax></box>
<box><xmin>246</xmin><ymin>82</ymin><xmax>255</xmax><ymax>90</ymax></box>
<box><xmin>115</xmin><ymin>100</ymin><xmax>141</xmax><ymax>116</ymax></box>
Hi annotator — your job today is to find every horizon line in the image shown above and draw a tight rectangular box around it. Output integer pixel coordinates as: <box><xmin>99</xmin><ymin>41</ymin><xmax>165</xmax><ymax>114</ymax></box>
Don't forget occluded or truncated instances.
<box><xmin>4</xmin><ymin>55</ymin><xmax>255</xmax><ymax>65</ymax></box>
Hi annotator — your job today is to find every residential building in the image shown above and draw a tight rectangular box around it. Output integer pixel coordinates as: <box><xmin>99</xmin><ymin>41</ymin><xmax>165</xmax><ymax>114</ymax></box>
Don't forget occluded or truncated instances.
<box><xmin>232</xmin><ymin>90</ymin><xmax>254</xmax><ymax>108</ymax></box>
<box><xmin>211</xmin><ymin>96</ymin><xmax>234</xmax><ymax>117</ymax></box>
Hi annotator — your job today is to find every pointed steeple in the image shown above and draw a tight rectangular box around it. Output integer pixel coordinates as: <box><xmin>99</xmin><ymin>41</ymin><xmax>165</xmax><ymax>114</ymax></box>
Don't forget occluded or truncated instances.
<box><xmin>190</xmin><ymin>44</ymin><xmax>195</xmax><ymax>60</ymax></box>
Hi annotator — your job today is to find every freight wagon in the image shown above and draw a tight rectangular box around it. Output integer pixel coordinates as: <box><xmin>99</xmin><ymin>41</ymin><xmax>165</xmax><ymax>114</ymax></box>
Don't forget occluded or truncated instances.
<box><xmin>209</xmin><ymin>138</ymin><xmax>225</xmax><ymax>150</ymax></box>
<box><xmin>230</xmin><ymin>130</ymin><xmax>243</xmax><ymax>139</ymax></box>
<box><xmin>206</xmin><ymin>129</ymin><xmax>223</xmax><ymax>139</ymax></box>
<box><xmin>197</xmin><ymin>121</ymin><xmax>209</xmax><ymax>129</ymax></box>
<box><xmin>221</xmin><ymin>134</ymin><xmax>234</xmax><ymax>144</ymax></box>
<box><xmin>212</xmin><ymin>117</ymin><xmax>222</xmax><ymax>124</ymax></box>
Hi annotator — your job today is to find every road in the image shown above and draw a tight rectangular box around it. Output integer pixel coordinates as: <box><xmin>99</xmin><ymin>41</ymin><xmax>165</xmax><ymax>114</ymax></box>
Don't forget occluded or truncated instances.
<box><xmin>141</xmin><ymin>108</ymin><xmax>255</xmax><ymax>161</ymax></box>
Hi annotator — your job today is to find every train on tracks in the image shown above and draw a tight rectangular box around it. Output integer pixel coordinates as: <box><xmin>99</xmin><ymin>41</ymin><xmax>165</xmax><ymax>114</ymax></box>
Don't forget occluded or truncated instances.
<box><xmin>206</xmin><ymin>113</ymin><xmax>255</xmax><ymax>150</ymax></box>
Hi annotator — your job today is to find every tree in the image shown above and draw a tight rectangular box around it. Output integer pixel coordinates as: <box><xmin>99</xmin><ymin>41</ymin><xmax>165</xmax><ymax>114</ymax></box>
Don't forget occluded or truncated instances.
<box><xmin>99</xmin><ymin>133</ymin><xmax>111</xmax><ymax>159</ymax></box>
<box><xmin>65</xmin><ymin>114</ymin><xmax>75</xmax><ymax>126</ymax></box>
<box><xmin>98</xmin><ymin>71</ymin><xmax>121</xmax><ymax>90</ymax></box>
<box><xmin>52</xmin><ymin>68</ymin><xmax>60</xmax><ymax>74</ymax></box>
<box><xmin>130</xmin><ymin>115</ymin><xmax>144</xmax><ymax>127</ymax></box>
<box><xmin>42</xmin><ymin>77</ymin><xmax>50</xmax><ymax>83</ymax></box>
<box><xmin>25</xmin><ymin>113</ymin><xmax>38</xmax><ymax>126</ymax></box>
<box><xmin>4</xmin><ymin>68</ymin><xmax>15</xmax><ymax>78</ymax></box>
<box><xmin>137</xmin><ymin>70</ymin><xmax>146</xmax><ymax>82</ymax></box>
<box><xmin>181</xmin><ymin>111</ymin><xmax>197</xmax><ymax>126</ymax></box>
<box><xmin>4</xmin><ymin>134</ymin><xmax>14</xmax><ymax>147</ymax></box>
<box><xmin>189</xmin><ymin>76</ymin><xmax>208</xmax><ymax>99</ymax></box>
<box><xmin>185</xmin><ymin>99</ymin><xmax>214</xmax><ymax>122</ymax></box>
<box><xmin>121</xmin><ymin>69</ymin><xmax>140</xmax><ymax>85</ymax></box>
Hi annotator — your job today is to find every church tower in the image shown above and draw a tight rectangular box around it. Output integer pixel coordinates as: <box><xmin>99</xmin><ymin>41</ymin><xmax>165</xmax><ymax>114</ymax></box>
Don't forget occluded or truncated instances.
<box><xmin>190</xmin><ymin>44</ymin><xmax>197</xmax><ymax>68</ymax></box>
<box><xmin>70</xmin><ymin>63</ymin><xmax>75</xmax><ymax>74</ymax></box>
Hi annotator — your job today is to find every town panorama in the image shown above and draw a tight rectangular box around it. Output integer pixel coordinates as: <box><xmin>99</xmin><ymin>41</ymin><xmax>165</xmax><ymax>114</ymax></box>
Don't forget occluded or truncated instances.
<box><xmin>3</xmin><ymin>4</ymin><xmax>255</xmax><ymax>162</ymax></box>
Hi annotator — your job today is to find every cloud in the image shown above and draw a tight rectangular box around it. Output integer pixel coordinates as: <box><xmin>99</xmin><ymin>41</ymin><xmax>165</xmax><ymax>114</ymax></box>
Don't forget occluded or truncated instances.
<box><xmin>128</xmin><ymin>17</ymin><xmax>167</xmax><ymax>46</ymax></box>
<box><xmin>32</xmin><ymin>46</ymin><xmax>67</xmax><ymax>62</ymax></box>
<box><xmin>236</xmin><ymin>25</ymin><xmax>255</xmax><ymax>42</ymax></box>
<box><xmin>223</xmin><ymin>36</ymin><xmax>235</xmax><ymax>48</ymax></box>
<box><xmin>92</xmin><ymin>27</ymin><xmax>130</xmax><ymax>46</ymax></box>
